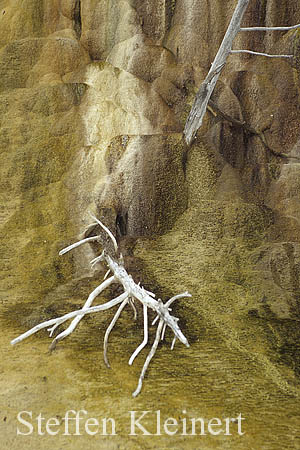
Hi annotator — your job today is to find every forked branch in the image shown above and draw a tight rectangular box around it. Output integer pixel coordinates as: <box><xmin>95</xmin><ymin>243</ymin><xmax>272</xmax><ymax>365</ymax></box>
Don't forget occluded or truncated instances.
<box><xmin>11</xmin><ymin>216</ymin><xmax>191</xmax><ymax>397</ymax></box>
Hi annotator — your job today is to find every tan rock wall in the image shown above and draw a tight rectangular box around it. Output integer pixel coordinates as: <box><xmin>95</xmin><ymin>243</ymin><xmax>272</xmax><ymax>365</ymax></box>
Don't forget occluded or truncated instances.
<box><xmin>1</xmin><ymin>2</ymin><xmax>300</xmax><ymax>448</ymax></box>
<box><xmin>1</xmin><ymin>0</ymin><xmax>300</xmax><ymax>300</ymax></box>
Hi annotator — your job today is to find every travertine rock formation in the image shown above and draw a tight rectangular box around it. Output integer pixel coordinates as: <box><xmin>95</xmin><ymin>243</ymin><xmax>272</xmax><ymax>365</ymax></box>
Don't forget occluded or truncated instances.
<box><xmin>1</xmin><ymin>1</ymin><xmax>300</xmax><ymax>448</ymax></box>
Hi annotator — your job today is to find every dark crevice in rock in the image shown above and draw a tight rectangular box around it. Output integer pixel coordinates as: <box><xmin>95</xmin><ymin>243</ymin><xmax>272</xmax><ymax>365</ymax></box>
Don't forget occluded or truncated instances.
<box><xmin>165</xmin><ymin>0</ymin><xmax>177</xmax><ymax>33</ymax></box>
<box><xmin>116</xmin><ymin>210</ymin><xmax>128</xmax><ymax>239</ymax></box>
<box><xmin>73</xmin><ymin>0</ymin><xmax>82</xmax><ymax>39</ymax></box>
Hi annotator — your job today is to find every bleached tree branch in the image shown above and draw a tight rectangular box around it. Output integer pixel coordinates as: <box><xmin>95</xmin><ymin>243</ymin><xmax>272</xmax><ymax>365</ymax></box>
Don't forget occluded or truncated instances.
<box><xmin>184</xmin><ymin>0</ymin><xmax>251</xmax><ymax>145</ymax></box>
<box><xmin>231</xmin><ymin>49</ymin><xmax>293</xmax><ymax>58</ymax></box>
<box><xmin>132</xmin><ymin>319</ymin><xmax>164</xmax><ymax>398</ymax></box>
<box><xmin>240</xmin><ymin>24</ymin><xmax>300</xmax><ymax>32</ymax></box>
<box><xmin>104</xmin><ymin>296</ymin><xmax>129</xmax><ymax>368</ymax></box>
<box><xmin>59</xmin><ymin>235</ymin><xmax>101</xmax><ymax>255</ymax></box>
<box><xmin>128</xmin><ymin>304</ymin><xmax>148</xmax><ymax>366</ymax></box>
<box><xmin>10</xmin><ymin>293</ymin><xmax>128</xmax><ymax>345</ymax></box>
<box><xmin>11</xmin><ymin>217</ymin><xmax>191</xmax><ymax>397</ymax></box>
<box><xmin>89</xmin><ymin>212</ymin><xmax>118</xmax><ymax>253</ymax></box>
<box><xmin>184</xmin><ymin>0</ymin><xmax>298</xmax><ymax>146</ymax></box>
<box><xmin>50</xmin><ymin>275</ymin><xmax>116</xmax><ymax>350</ymax></box>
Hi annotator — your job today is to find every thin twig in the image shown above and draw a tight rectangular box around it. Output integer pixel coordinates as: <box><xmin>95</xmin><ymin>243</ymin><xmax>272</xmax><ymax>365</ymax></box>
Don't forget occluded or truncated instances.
<box><xmin>47</xmin><ymin>323</ymin><xmax>60</xmax><ymax>337</ymax></box>
<box><xmin>129</xmin><ymin>304</ymin><xmax>148</xmax><ymax>366</ymax></box>
<box><xmin>161</xmin><ymin>323</ymin><xmax>167</xmax><ymax>341</ymax></box>
<box><xmin>50</xmin><ymin>276</ymin><xmax>115</xmax><ymax>349</ymax></box>
<box><xmin>171</xmin><ymin>336</ymin><xmax>176</xmax><ymax>350</ymax></box>
<box><xmin>59</xmin><ymin>236</ymin><xmax>101</xmax><ymax>256</ymax></box>
<box><xmin>104</xmin><ymin>296</ymin><xmax>129</xmax><ymax>368</ymax></box>
<box><xmin>89</xmin><ymin>212</ymin><xmax>118</xmax><ymax>253</ymax></box>
<box><xmin>240</xmin><ymin>24</ymin><xmax>300</xmax><ymax>31</ymax></box>
<box><xmin>11</xmin><ymin>293</ymin><xmax>128</xmax><ymax>346</ymax></box>
<box><xmin>90</xmin><ymin>252</ymin><xmax>105</xmax><ymax>268</ymax></box>
<box><xmin>152</xmin><ymin>315</ymin><xmax>159</xmax><ymax>326</ymax></box>
<box><xmin>231</xmin><ymin>49</ymin><xmax>293</xmax><ymax>58</ymax></box>
<box><xmin>103</xmin><ymin>269</ymin><xmax>111</xmax><ymax>280</ymax></box>
<box><xmin>165</xmin><ymin>291</ymin><xmax>192</xmax><ymax>308</ymax></box>
<box><xmin>144</xmin><ymin>289</ymin><xmax>156</xmax><ymax>298</ymax></box>
<box><xmin>129</xmin><ymin>298</ymin><xmax>137</xmax><ymax>320</ymax></box>
<box><xmin>132</xmin><ymin>319</ymin><xmax>164</xmax><ymax>398</ymax></box>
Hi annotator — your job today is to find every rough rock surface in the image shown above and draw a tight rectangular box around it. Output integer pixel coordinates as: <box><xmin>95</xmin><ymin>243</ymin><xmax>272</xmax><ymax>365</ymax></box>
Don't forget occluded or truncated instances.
<box><xmin>1</xmin><ymin>1</ymin><xmax>300</xmax><ymax>448</ymax></box>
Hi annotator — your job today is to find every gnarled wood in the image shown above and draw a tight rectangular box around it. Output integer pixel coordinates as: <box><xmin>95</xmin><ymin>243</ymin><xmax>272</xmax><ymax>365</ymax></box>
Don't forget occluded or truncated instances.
<box><xmin>11</xmin><ymin>217</ymin><xmax>191</xmax><ymax>397</ymax></box>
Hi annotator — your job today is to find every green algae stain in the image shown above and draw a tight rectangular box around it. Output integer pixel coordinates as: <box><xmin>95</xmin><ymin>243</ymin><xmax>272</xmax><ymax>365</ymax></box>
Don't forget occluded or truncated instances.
<box><xmin>0</xmin><ymin>83</ymin><xmax>85</xmax><ymax>302</ymax></box>
<box><xmin>128</xmin><ymin>136</ymin><xmax>300</xmax><ymax>446</ymax></box>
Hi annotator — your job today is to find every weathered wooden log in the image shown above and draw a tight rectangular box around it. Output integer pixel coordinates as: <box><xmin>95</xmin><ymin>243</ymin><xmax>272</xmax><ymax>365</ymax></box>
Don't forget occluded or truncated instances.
<box><xmin>11</xmin><ymin>215</ymin><xmax>191</xmax><ymax>397</ymax></box>
<box><xmin>184</xmin><ymin>0</ymin><xmax>250</xmax><ymax>145</ymax></box>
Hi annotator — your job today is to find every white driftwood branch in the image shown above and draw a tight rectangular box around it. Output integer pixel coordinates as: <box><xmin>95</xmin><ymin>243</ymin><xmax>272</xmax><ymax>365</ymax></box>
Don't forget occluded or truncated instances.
<box><xmin>240</xmin><ymin>23</ymin><xmax>300</xmax><ymax>31</ymax></box>
<box><xmin>132</xmin><ymin>318</ymin><xmax>165</xmax><ymax>397</ymax></box>
<box><xmin>10</xmin><ymin>293</ymin><xmax>128</xmax><ymax>346</ymax></box>
<box><xmin>103</xmin><ymin>253</ymin><xmax>190</xmax><ymax>346</ymax></box>
<box><xmin>129</xmin><ymin>304</ymin><xmax>148</xmax><ymax>366</ymax></box>
<box><xmin>59</xmin><ymin>235</ymin><xmax>101</xmax><ymax>255</ymax></box>
<box><xmin>89</xmin><ymin>212</ymin><xmax>118</xmax><ymax>253</ymax></box>
<box><xmin>129</xmin><ymin>298</ymin><xmax>138</xmax><ymax>320</ymax></box>
<box><xmin>11</xmin><ymin>217</ymin><xmax>191</xmax><ymax>397</ymax></box>
<box><xmin>171</xmin><ymin>336</ymin><xmax>176</xmax><ymax>350</ymax></box>
<box><xmin>103</xmin><ymin>296</ymin><xmax>129</xmax><ymax>368</ymax></box>
<box><xmin>50</xmin><ymin>275</ymin><xmax>116</xmax><ymax>350</ymax></box>
<box><xmin>231</xmin><ymin>49</ymin><xmax>293</xmax><ymax>58</ymax></box>
<box><xmin>184</xmin><ymin>0</ymin><xmax>250</xmax><ymax>145</ymax></box>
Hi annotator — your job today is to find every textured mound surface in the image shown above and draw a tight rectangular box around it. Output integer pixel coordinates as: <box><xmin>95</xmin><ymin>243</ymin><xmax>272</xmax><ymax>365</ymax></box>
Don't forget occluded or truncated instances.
<box><xmin>1</xmin><ymin>1</ymin><xmax>300</xmax><ymax>448</ymax></box>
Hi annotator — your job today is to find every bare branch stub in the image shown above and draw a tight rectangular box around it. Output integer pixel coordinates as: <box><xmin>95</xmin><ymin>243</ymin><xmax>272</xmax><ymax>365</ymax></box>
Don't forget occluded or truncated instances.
<box><xmin>11</xmin><ymin>217</ymin><xmax>191</xmax><ymax>397</ymax></box>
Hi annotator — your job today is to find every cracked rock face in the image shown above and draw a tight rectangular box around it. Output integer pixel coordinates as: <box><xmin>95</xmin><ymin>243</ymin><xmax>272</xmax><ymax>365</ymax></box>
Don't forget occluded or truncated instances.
<box><xmin>1</xmin><ymin>1</ymin><xmax>300</xmax><ymax>448</ymax></box>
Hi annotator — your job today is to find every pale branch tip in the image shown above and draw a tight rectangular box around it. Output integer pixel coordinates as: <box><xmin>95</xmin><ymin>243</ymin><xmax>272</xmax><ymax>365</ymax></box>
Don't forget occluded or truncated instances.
<box><xmin>132</xmin><ymin>319</ymin><xmax>165</xmax><ymax>398</ymax></box>
<box><xmin>128</xmin><ymin>304</ymin><xmax>148</xmax><ymax>366</ymax></box>
<box><xmin>11</xmin><ymin>216</ymin><xmax>191</xmax><ymax>397</ymax></box>
<box><xmin>89</xmin><ymin>211</ymin><xmax>119</xmax><ymax>254</ymax></box>
<box><xmin>103</xmin><ymin>296</ymin><xmax>129</xmax><ymax>368</ymax></box>
<box><xmin>59</xmin><ymin>235</ymin><xmax>101</xmax><ymax>255</ymax></box>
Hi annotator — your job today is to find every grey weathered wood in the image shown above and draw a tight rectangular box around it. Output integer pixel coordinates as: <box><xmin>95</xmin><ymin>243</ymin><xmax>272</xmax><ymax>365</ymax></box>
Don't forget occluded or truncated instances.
<box><xmin>231</xmin><ymin>49</ymin><xmax>293</xmax><ymax>58</ymax></box>
<box><xmin>105</xmin><ymin>253</ymin><xmax>190</xmax><ymax>346</ymax></box>
<box><xmin>183</xmin><ymin>0</ymin><xmax>250</xmax><ymax>146</ymax></box>
<box><xmin>240</xmin><ymin>23</ymin><xmax>300</xmax><ymax>32</ymax></box>
<box><xmin>11</xmin><ymin>217</ymin><xmax>192</xmax><ymax>396</ymax></box>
